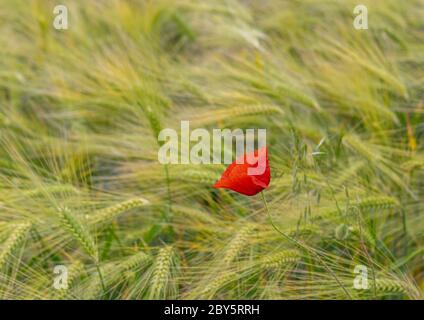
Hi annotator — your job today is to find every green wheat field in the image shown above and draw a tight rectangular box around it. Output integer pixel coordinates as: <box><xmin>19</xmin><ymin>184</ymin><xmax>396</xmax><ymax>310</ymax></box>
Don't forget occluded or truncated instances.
<box><xmin>0</xmin><ymin>0</ymin><xmax>424</xmax><ymax>300</ymax></box>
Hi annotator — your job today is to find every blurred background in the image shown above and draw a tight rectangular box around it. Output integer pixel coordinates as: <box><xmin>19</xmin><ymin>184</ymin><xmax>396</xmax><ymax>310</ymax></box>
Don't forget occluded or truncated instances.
<box><xmin>0</xmin><ymin>0</ymin><xmax>423</xmax><ymax>299</ymax></box>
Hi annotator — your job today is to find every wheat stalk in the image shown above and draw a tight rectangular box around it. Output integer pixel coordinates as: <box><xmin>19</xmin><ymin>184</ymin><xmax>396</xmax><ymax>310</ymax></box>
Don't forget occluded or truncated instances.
<box><xmin>313</xmin><ymin>196</ymin><xmax>399</xmax><ymax>221</ymax></box>
<box><xmin>120</xmin><ymin>251</ymin><xmax>152</xmax><ymax>272</ymax></box>
<box><xmin>86</xmin><ymin>198</ymin><xmax>149</xmax><ymax>227</ymax></box>
<box><xmin>149</xmin><ymin>246</ymin><xmax>175</xmax><ymax>299</ymax></box>
<box><xmin>0</xmin><ymin>222</ymin><xmax>31</xmax><ymax>270</ymax></box>
<box><xmin>190</xmin><ymin>104</ymin><xmax>283</xmax><ymax>125</ymax></box>
<box><xmin>180</xmin><ymin>169</ymin><xmax>221</xmax><ymax>185</ymax></box>
<box><xmin>354</xmin><ymin>196</ymin><xmax>399</xmax><ymax>211</ymax></box>
<box><xmin>84</xmin><ymin>251</ymin><xmax>152</xmax><ymax>300</ymax></box>
<box><xmin>343</xmin><ymin>134</ymin><xmax>380</xmax><ymax>162</ymax></box>
<box><xmin>260</xmin><ymin>250</ymin><xmax>300</xmax><ymax>269</ymax></box>
<box><xmin>374</xmin><ymin>278</ymin><xmax>406</xmax><ymax>293</ymax></box>
<box><xmin>198</xmin><ymin>271</ymin><xmax>238</xmax><ymax>299</ymax></box>
<box><xmin>55</xmin><ymin>260</ymin><xmax>84</xmax><ymax>299</ymax></box>
<box><xmin>223</xmin><ymin>224</ymin><xmax>256</xmax><ymax>265</ymax></box>
<box><xmin>58</xmin><ymin>207</ymin><xmax>98</xmax><ymax>261</ymax></box>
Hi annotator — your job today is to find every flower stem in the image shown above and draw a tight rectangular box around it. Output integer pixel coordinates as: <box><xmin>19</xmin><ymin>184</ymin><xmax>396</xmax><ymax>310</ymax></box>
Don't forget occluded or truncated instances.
<box><xmin>260</xmin><ymin>191</ymin><xmax>352</xmax><ymax>299</ymax></box>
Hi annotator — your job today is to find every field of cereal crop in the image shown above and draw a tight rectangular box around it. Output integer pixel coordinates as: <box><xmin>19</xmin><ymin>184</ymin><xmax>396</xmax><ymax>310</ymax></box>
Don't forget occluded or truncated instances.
<box><xmin>0</xmin><ymin>0</ymin><xmax>424</xmax><ymax>300</ymax></box>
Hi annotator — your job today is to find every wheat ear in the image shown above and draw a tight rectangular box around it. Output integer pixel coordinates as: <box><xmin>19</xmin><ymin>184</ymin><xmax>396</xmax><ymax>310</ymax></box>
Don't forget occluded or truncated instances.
<box><xmin>374</xmin><ymin>279</ymin><xmax>406</xmax><ymax>293</ymax></box>
<box><xmin>0</xmin><ymin>222</ymin><xmax>31</xmax><ymax>270</ymax></box>
<box><xmin>84</xmin><ymin>252</ymin><xmax>152</xmax><ymax>299</ymax></box>
<box><xmin>119</xmin><ymin>251</ymin><xmax>151</xmax><ymax>271</ymax></box>
<box><xmin>260</xmin><ymin>250</ymin><xmax>300</xmax><ymax>269</ymax></box>
<box><xmin>199</xmin><ymin>271</ymin><xmax>237</xmax><ymax>299</ymax></box>
<box><xmin>58</xmin><ymin>207</ymin><xmax>98</xmax><ymax>261</ymax></box>
<box><xmin>149</xmin><ymin>246</ymin><xmax>174</xmax><ymax>299</ymax></box>
<box><xmin>181</xmin><ymin>169</ymin><xmax>221</xmax><ymax>185</ymax></box>
<box><xmin>223</xmin><ymin>224</ymin><xmax>255</xmax><ymax>265</ymax></box>
<box><xmin>55</xmin><ymin>260</ymin><xmax>84</xmax><ymax>299</ymax></box>
<box><xmin>87</xmin><ymin>198</ymin><xmax>149</xmax><ymax>227</ymax></box>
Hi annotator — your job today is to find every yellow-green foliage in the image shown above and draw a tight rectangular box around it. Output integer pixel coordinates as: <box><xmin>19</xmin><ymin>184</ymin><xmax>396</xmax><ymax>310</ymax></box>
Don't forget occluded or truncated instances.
<box><xmin>0</xmin><ymin>0</ymin><xmax>423</xmax><ymax>300</ymax></box>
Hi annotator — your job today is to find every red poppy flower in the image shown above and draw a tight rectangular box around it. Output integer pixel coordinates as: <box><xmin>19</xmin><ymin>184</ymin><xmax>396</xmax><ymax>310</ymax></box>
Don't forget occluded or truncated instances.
<box><xmin>213</xmin><ymin>147</ymin><xmax>270</xmax><ymax>196</ymax></box>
